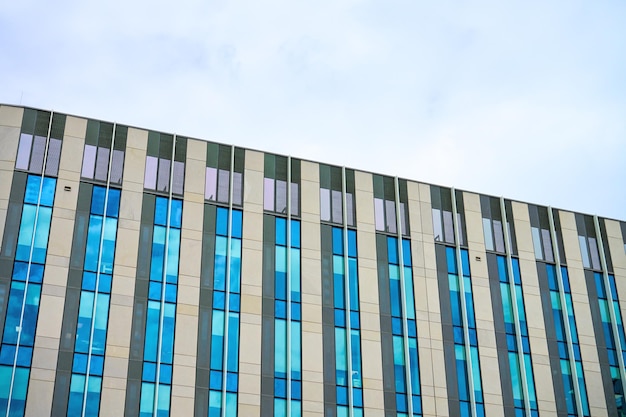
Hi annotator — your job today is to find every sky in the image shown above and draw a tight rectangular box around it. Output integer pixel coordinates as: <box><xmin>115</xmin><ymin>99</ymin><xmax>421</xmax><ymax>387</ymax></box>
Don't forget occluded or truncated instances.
<box><xmin>1</xmin><ymin>1</ymin><xmax>625</xmax><ymax>220</ymax></box>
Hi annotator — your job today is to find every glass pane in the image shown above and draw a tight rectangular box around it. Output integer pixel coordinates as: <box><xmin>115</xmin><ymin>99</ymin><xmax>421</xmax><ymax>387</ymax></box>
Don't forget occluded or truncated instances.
<box><xmin>483</xmin><ymin>219</ymin><xmax>494</xmax><ymax>251</ymax></box>
<box><xmin>144</xmin><ymin>156</ymin><xmax>158</xmax><ymax>189</ymax></box>
<box><xmin>44</xmin><ymin>138</ymin><xmax>62</xmax><ymax>177</ymax></box>
<box><xmin>95</xmin><ymin>147</ymin><xmax>110</xmax><ymax>181</ymax></box>
<box><xmin>172</xmin><ymin>161</ymin><xmax>185</xmax><ymax>195</ymax></box>
<box><xmin>205</xmin><ymin>167</ymin><xmax>217</xmax><ymax>201</ymax></box>
<box><xmin>15</xmin><ymin>133</ymin><xmax>32</xmax><ymax>170</ymax></box>
<box><xmin>232</xmin><ymin>172</ymin><xmax>243</xmax><ymax>206</ymax></box>
<box><xmin>263</xmin><ymin>178</ymin><xmax>274</xmax><ymax>211</ymax></box>
<box><xmin>29</xmin><ymin>136</ymin><xmax>46</xmax><ymax>174</ymax></box>
<box><xmin>110</xmin><ymin>149</ymin><xmax>125</xmax><ymax>184</ymax></box>
<box><xmin>217</xmin><ymin>169</ymin><xmax>230</xmax><ymax>203</ymax></box>
<box><xmin>385</xmin><ymin>200</ymin><xmax>397</xmax><ymax>234</ymax></box>
<box><xmin>157</xmin><ymin>158</ymin><xmax>170</xmax><ymax>192</ymax></box>
<box><xmin>331</xmin><ymin>190</ymin><xmax>343</xmax><ymax>224</ymax></box>
<box><xmin>374</xmin><ymin>199</ymin><xmax>385</xmax><ymax>232</ymax></box>
<box><xmin>320</xmin><ymin>189</ymin><xmax>331</xmax><ymax>221</ymax></box>
<box><xmin>276</xmin><ymin>180</ymin><xmax>287</xmax><ymax>214</ymax></box>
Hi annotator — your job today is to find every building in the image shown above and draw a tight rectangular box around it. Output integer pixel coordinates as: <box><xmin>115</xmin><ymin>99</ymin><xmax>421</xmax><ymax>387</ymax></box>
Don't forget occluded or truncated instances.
<box><xmin>0</xmin><ymin>103</ymin><xmax>625</xmax><ymax>417</ymax></box>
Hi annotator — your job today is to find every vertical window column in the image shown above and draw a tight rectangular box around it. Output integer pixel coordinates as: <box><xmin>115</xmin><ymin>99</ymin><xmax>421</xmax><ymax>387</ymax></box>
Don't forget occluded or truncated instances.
<box><xmin>0</xmin><ymin>109</ymin><xmax>63</xmax><ymax>417</ymax></box>
<box><xmin>67</xmin><ymin>186</ymin><xmax>120</xmax><ymax>416</ymax></box>
<box><xmin>374</xmin><ymin>176</ymin><xmax>421</xmax><ymax>417</ymax></box>
<box><xmin>262</xmin><ymin>155</ymin><xmax>302</xmax><ymax>417</ymax></box>
<box><xmin>545</xmin><ymin>208</ymin><xmax>589</xmax><ymax>417</ymax></box>
<box><xmin>578</xmin><ymin>214</ymin><xmax>626</xmax><ymax>415</ymax></box>
<box><xmin>0</xmin><ymin>175</ymin><xmax>56</xmax><ymax>417</ymax></box>
<box><xmin>449</xmin><ymin>189</ymin><xmax>484</xmax><ymax>417</ymax></box>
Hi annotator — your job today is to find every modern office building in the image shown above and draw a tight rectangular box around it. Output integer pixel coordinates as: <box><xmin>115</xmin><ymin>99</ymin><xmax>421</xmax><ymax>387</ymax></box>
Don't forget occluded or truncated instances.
<box><xmin>0</xmin><ymin>103</ymin><xmax>625</xmax><ymax>417</ymax></box>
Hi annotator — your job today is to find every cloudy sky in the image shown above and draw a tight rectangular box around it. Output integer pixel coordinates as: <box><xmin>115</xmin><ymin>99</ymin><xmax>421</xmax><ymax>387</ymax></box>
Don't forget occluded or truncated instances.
<box><xmin>1</xmin><ymin>1</ymin><xmax>624</xmax><ymax>220</ymax></box>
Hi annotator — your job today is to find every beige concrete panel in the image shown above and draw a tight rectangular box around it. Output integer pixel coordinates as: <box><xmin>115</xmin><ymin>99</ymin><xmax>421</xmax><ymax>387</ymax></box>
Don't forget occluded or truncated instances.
<box><xmin>174</xmin><ymin>313</ymin><xmax>199</xmax><ymax>358</ymax></box>
<box><xmin>464</xmin><ymin>197</ymin><xmax>485</xmax><ymax>250</ymax></box>
<box><xmin>47</xmin><ymin>217</ymin><xmax>74</xmax><ymax>258</ymax></box>
<box><xmin>559</xmin><ymin>211</ymin><xmax>583</xmax><ymax>263</ymax></box>
<box><xmin>186</xmin><ymin>137</ymin><xmax>206</xmax><ymax>161</ymax></box>
<box><xmin>244</xmin><ymin>150</ymin><xmax>264</xmax><ymax>210</ymax></box>
<box><xmin>126</xmin><ymin>126</ymin><xmax>148</xmax><ymax>150</ymax></box>
<box><xmin>35</xmin><ymin>293</ymin><xmax>64</xmax><ymax>340</ymax></box>
<box><xmin>480</xmin><ymin>355</ymin><xmax>503</xmax><ymax>402</ymax></box>
<box><xmin>533</xmin><ymin>362</ymin><xmax>557</xmax><ymax>413</ymax></box>
<box><xmin>170</xmin><ymin>395</ymin><xmax>194</xmax><ymax>416</ymax></box>
<box><xmin>361</xmin><ymin>337</ymin><xmax>383</xmax><ymax>382</ymax></box>
<box><xmin>302</xmin><ymin>331</ymin><xmax>323</xmax><ymax>372</ymax></box>
<box><xmin>99</xmin><ymin>386</ymin><xmax>126</xmax><ymax>417</ymax></box>
<box><xmin>0</xmin><ymin>127</ymin><xmax>19</xmax><ymax>163</ymax></box>
<box><xmin>179</xmin><ymin>231</ymin><xmax>202</xmax><ymax>279</ymax></box>
<box><xmin>63</xmin><ymin>114</ymin><xmax>87</xmax><ymax>140</ymax></box>
<box><xmin>24</xmin><ymin>379</ymin><xmax>53</xmax><ymax>417</ymax></box>
<box><xmin>239</xmin><ymin>321</ymin><xmax>262</xmax><ymax>366</ymax></box>
<box><xmin>106</xmin><ymin>304</ymin><xmax>133</xmax><ymax>350</ymax></box>
<box><xmin>0</xmin><ymin>105</ymin><xmax>23</xmax><ymax>127</ymax></box>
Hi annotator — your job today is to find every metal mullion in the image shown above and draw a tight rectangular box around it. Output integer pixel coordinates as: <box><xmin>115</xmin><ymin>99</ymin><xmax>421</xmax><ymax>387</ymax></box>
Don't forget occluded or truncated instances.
<box><xmin>81</xmin><ymin>123</ymin><xmax>117</xmax><ymax>417</ymax></box>
<box><xmin>220</xmin><ymin>145</ymin><xmax>236</xmax><ymax>417</ymax></box>
<box><xmin>342</xmin><ymin>167</ymin><xmax>355</xmax><ymax>417</ymax></box>
<box><xmin>548</xmin><ymin>207</ymin><xmax>585</xmax><ymax>417</ymax></box>
<box><xmin>5</xmin><ymin>111</ymin><xmax>54</xmax><ymax>417</ymax></box>
<box><xmin>594</xmin><ymin>216</ymin><xmax>626</xmax><ymax>402</ymax></box>
<box><xmin>394</xmin><ymin>177</ymin><xmax>414</xmax><ymax>417</ymax></box>
<box><xmin>499</xmin><ymin>197</ymin><xmax>532</xmax><ymax>417</ymax></box>
<box><xmin>286</xmin><ymin>156</ymin><xmax>292</xmax><ymax>417</ymax></box>
<box><xmin>451</xmin><ymin>188</ymin><xmax>478</xmax><ymax>417</ymax></box>
<box><xmin>153</xmin><ymin>135</ymin><xmax>177</xmax><ymax>416</ymax></box>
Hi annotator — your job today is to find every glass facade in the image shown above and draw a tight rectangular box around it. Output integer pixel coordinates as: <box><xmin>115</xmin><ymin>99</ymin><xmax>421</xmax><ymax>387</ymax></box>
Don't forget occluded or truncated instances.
<box><xmin>2</xmin><ymin>105</ymin><xmax>626</xmax><ymax>417</ymax></box>
<box><xmin>0</xmin><ymin>175</ymin><xmax>55</xmax><ymax>417</ymax></box>
<box><xmin>67</xmin><ymin>186</ymin><xmax>120</xmax><ymax>416</ymax></box>
<box><xmin>207</xmin><ymin>207</ymin><xmax>242</xmax><ymax>416</ymax></box>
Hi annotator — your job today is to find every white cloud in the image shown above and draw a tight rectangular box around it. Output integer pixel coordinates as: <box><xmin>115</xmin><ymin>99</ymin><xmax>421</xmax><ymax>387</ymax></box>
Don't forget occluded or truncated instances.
<box><xmin>1</xmin><ymin>0</ymin><xmax>624</xmax><ymax>219</ymax></box>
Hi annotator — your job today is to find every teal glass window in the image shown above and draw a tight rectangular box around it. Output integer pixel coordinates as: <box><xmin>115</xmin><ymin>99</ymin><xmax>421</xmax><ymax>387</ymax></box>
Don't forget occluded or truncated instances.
<box><xmin>0</xmin><ymin>174</ymin><xmax>56</xmax><ymax>417</ymax></box>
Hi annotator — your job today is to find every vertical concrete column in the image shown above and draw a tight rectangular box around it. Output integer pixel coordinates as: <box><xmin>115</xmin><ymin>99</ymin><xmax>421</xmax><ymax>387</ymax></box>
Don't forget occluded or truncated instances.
<box><xmin>237</xmin><ymin>149</ymin><xmax>264</xmax><ymax>415</ymax></box>
<box><xmin>605</xmin><ymin>220</ymin><xmax>626</xmax><ymax>328</ymax></box>
<box><xmin>26</xmin><ymin>115</ymin><xmax>86</xmax><ymax>416</ymax></box>
<box><xmin>353</xmin><ymin>170</ymin><xmax>384</xmax><ymax>416</ymax></box>
<box><xmin>559</xmin><ymin>211</ymin><xmax>607</xmax><ymax>417</ymax></box>
<box><xmin>299</xmin><ymin>160</ymin><xmax>323</xmax><ymax>417</ymax></box>
<box><xmin>511</xmin><ymin>201</ymin><xmax>556</xmax><ymax>414</ymax></box>
<box><xmin>170</xmin><ymin>138</ymin><xmax>206</xmax><ymax>415</ymax></box>
<box><xmin>0</xmin><ymin>105</ymin><xmax>22</xmax><ymax>242</ymax></box>
<box><xmin>100</xmin><ymin>127</ymin><xmax>148</xmax><ymax>416</ymax></box>
<box><xmin>408</xmin><ymin>181</ymin><xmax>448</xmax><ymax>417</ymax></box>
<box><xmin>462</xmin><ymin>191</ymin><xmax>503</xmax><ymax>414</ymax></box>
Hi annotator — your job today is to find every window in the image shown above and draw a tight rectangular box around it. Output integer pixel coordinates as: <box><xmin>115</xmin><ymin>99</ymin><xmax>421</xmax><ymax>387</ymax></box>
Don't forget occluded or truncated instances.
<box><xmin>373</xmin><ymin>175</ymin><xmax>408</xmax><ymax>235</ymax></box>
<box><xmin>264</xmin><ymin>154</ymin><xmax>300</xmax><ymax>216</ymax></box>
<box><xmin>205</xmin><ymin>143</ymin><xmax>244</xmax><ymax>206</ymax></box>
<box><xmin>431</xmin><ymin>186</ymin><xmax>464</xmax><ymax>245</ymax></box>
<box><xmin>144</xmin><ymin>133</ymin><xmax>186</xmax><ymax>196</ymax></box>
<box><xmin>319</xmin><ymin>165</ymin><xmax>356</xmax><ymax>226</ymax></box>
<box><xmin>81</xmin><ymin>121</ymin><xmax>127</xmax><ymax>185</ymax></box>
<box><xmin>15</xmin><ymin>109</ymin><xmax>65</xmax><ymax>177</ymax></box>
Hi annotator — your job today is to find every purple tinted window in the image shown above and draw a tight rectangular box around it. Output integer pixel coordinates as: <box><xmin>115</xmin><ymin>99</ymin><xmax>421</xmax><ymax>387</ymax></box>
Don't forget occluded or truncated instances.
<box><xmin>110</xmin><ymin>150</ymin><xmax>125</xmax><ymax>184</ymax></box>
<box><xmin>205</xmin><ymin>167</ymin><xmax>217</xmax><ymax>201</ymax></box>
<box><xmin>172</xmin><ymin>161</ymin><xmax>185</xmax><ymax>195</ymax></box>
<box><xmin>157</xmin><ymin>158</ymin><xmax>170</xmax><ymax>192</ymax></box>
<box><xmin>233</xmin><ymin>172</ymin><xmax>243</xmax><ymax>206</ymax></box>
<box><xmin>218</xmin><ymin>169</ymin><xmax>230</xmax><ymax>203</ymax></box>
<box><xmin>494</xmin><ymin>220</ymin><xmax>505</xmax><ymax>253</ymax></box>
<box><xmin>331</xmin><ymin>190</ymin><xmax>343</xmax><ymax>224</ymax></box>
<box><xmin>15</xmin><ymin>134</ymin><xmax>32</xmax><ymax>170</ymax></box>
<box><xmin>44</xmin><ymin>138</ymin><xmax>62</xmax><ymax>177</ymax></box>
<box><xmin>320</xmin><ymin>189</ymin><xmax>331</xmax><ymax>221</ymax></box>
<box><xmin>30</xmin><ymin>136</ymin><xmax>46</xmax><ymax>174</ymax></box>
<box><xmin>374</xmin><ymin>198</ymin><xmax>385</xmax><ymax>232</ymax></box>
<box><xmin>346</xmin><ymin>193</ymin><xmax>355</xmax><ymax>227</ymax></box>
<box><xmin>144</xmin><ymin>156</ymin><xmax>158</xmax><ymax>189</ymax></box>
<box><xmin>541</xmin><ymin>229</ymin><xmax>553</xmax><ymax>262</ymax></box>
<box><xmin>95</xmin><ymin>147</ymin><xmax>110</xmax><ymax>181</ymax></box>
<box><xmin>385</xmin><ymin>200</ymin><xmax>397</xmax><ymax>234</ymax></box>
<box><xmin>400</xmin><ymin>202</ymin><xmax>407</xmax><ymax>236</ymax></box>
<box><xmin>290</xmin><ymin>182</ymin><xmax>299</xmax><ymax>216</ymax></box>
<box><xmin>432</xmin><ymin>209</ymin><xmax>443</xmax><ymax>242</ymax></box>
<box><xmin>443</xmin><ymin>211</ymin><xmax>454</xmax><ymax>244</ymax></box>
<box><xmin>263</xmin><ymin>178</ymin><xmax>274</xmax><ymax>211</ymax></box>
<box><xmin>81</xmin><ymin>145</ymin><xmax>97</xmax><ymax>179</ymax></box>
<box><xmin>276</xmin><ymin>180</ymin><xmax>287</xmax><ymax>214</ymax></box>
